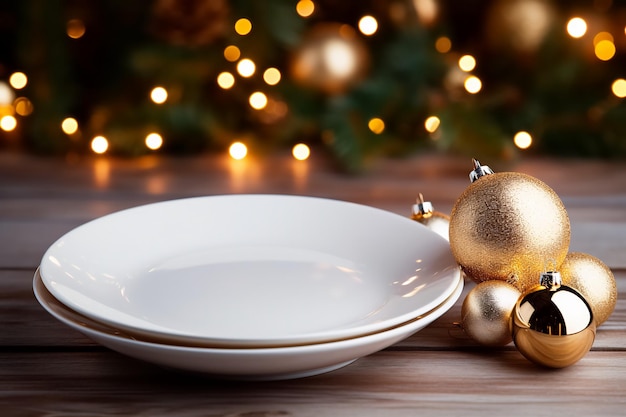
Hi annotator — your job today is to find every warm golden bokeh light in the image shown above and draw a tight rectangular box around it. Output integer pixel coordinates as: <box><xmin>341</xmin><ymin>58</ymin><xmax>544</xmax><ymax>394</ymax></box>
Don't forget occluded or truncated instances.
<box><xmin>611</xmin><ymin>79</ymin><xmax>626</xmax><ymax>98</ymax></box>
<box><xmin>593</xmin><ymin>31</ymin><xmax>614</xmax><ymax>46</ymax></box>
<box><xmin>14</xmin><ymin>97</ymin><xmax>33</xmax><ymax>116</ymax></box>
<box><xmin>464</xmin><ymin>75</ymin><xmax>482</xmax><ymax>94</ymax></box>
<box><xmin>368</xmin><ymin>117</ymin><xmax>385</xmax><ymax>134</ymax></box>
<box><xmin>229</xmin><ymin>141</ymin><xmax>248</xmax><ymax>160</ymax></box>
<box><xmin>217</xmin><ymin>72</ymin><xmax>235</xmax><ymax>89</ymax></box>
<box><xmin>292</xmin><ymin>143</ymin><xmax>311</xmax><ymax>160</ymax></box>
<box><xmin>61</xmin><ymin>117</ymin><xmax>78</xmax><ymax>135</ymax></box>
<box><xmin>435</xmin><ymin>36</ymin><xmax>452</xmax><ymax>53</ymax></box>
<box><xmin>358</xmin><ymin>15</ymin><xmax>378</xmax><ymax>36</ymax></box>
<box><xmin>237</xmin><ymin>58</ymin><xmax>256</xmax><ymax>77</ymax></box>
<box><xmin>249</xmin><ymin>92</ymin><xmax>268</xmax><ymax>110</ymax></box>
<box><xmin>145</xmin><ymin>133</ymin><xmax>163</xmax><ymax>150</ymax></box>
<box><xmin>566</xmin><ymin>17</ymin><xmax>587</xmax><ymax>38</ymax></box>
<box><xmin>424</xmin><ymin>116</ymin><xmax>441</xmax><ymax>133</ymax></box>
<box><xmin>9</xmin><ymin>72</ymin><xmax>27</xmax><ymax>89</ymax></box>
<box><xmin>150</xmin><ymin>86</ymin><xmax>168</xmax><ymax>104</ymax></box>
<box><xmin>514</xmin><ymin>131</ymin><xmax>533</xmax><ymax>149</ymax></box>
<box><xmin>91</xmin><ymin>136</ymin><xmax>109</xmax><ymax>154</ymax></box>
<box><xmin>223</xmin><ymin>45</ymin><xmax>241</xmax><ymax>62</ymax></box>
<box><xmin>0</xmin><ymin>82</ymin><xmax>15</xmax><ymax>105</ymax></box>
<box><xmin>263</xmin><ymin>68</ymin><xmax>281</xmax><ymax>85</ymax></box>
<box><xmin>67</xmin><ymin>19</ymin><xmax>86</xmax><ymax>39</ymax></box>
<box><xmin>458</xmin><ymin>55</ymin><xmax>476</xmax><ymax>72</ymax></box>
<box><xmin>595</xmin><ymin>40</ymin><xmax>616</xmax><ymax>61</ymax></box>
<box><xmin>296</xmin><ymin>0</ymin><xmax>315</xmax><ymax>17</ymax></box>
<box><xmin>0</xmin><ymin>115</ymin><xmax>16</xmax><ymax>131</ymax></box>
<box><xmin>235</xmin><ymin>18</ymin><xmax>252</xmax><ymax>35</ymax></box>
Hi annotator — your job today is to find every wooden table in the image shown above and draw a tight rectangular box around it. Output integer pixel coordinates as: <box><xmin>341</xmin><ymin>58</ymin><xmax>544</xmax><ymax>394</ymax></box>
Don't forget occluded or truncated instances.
<box><xmin>2</xmin><ymin>151</ymin><xmax>625</xmax><ymax>416</ymax></box>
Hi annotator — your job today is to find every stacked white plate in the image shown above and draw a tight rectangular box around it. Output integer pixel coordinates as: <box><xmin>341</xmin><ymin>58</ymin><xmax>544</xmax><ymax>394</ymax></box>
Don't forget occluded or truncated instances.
<box><xmin>35</xmin><ymin>194</ymin><xmax>463</xmax><ymax>380</ymax></box>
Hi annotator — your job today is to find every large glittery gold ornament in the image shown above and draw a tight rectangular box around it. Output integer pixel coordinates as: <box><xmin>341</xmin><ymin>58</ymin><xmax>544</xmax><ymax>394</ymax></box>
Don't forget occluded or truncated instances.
<box><xmin>449</xmin><ymin>159</ymin><xmax>571</xmax><ymax>292</ymax></box>
<box><xmin>560</xmin><ymin>252</ymin><xmax>617</xmax><ymax>326</ymax></box>
<box><xmin>512</xmin><ymin>271</ymin><xmax>596</xmax><ymax>368</ymax></box>
<box><xmin>461</xmin><ymin>280</ymin><xmax>521</xmax><ymax>346</ymax></box>
<box><xmin>411</xmin><ymin>193</ymin><xmax>450</xmax><ymax>241</ymax></box>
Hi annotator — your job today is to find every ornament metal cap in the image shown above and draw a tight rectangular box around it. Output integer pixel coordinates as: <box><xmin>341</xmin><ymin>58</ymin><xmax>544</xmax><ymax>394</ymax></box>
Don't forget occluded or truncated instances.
<box><xmin>411</xmin><ymin>193</ymin><xmax>434</xmax><ymax>220</ymax></box>
<box><xmin>469</xmin><ymin>158</ymin><xmax>494</xmax><ymax>182</ymax></box>
<box><xmin>539</xmin><ymin>270</ymin><xmax>562</xmax><ymax>290</ymax></box>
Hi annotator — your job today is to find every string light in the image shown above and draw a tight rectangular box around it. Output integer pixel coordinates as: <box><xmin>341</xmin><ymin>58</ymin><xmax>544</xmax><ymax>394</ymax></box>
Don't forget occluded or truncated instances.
<box><xmin>91</xmin><ymin>136</ymin><xmax>109</xmax><ymax>154</ymax></box>
<box><xmin>0</xmin><ymin>82</ymin><xmax>14</xmax><ymax>105</ymax></box>
<box><xmin>458</xmin><ymin>55</ymin><xmax>476</xmax><ymax>72</ymax></box>
<box><xmin>435</xmin><ymin>36</ymin><xmax>452</xmax><ymax>53</ymax></box>
<box><xmin>595</xmin><ymin>39</ymin><xmax>616</xmax><ymax>61</ymax></box>
<box><xmin>296</xmin><ymin>0</ymin><xmax>315</xmax><ymax>17</ymax></box>
<box><xmin>237</xmin><ymin>58</ymin><xmax>256</xmax><ymax>77</ymax></box>
<box><xmin>0</xmin><ymin>115</ymin><xmax>16</xmax><ymax>131</ymax></box>
<box><xmin>229</xmin><ymin>141</ymin><xmax>247</xmax><ymax>160</ymax></box>
<box><xmin>292</xmin><ymin>143</ymin><xmax>311</xmax><ymax>160</ymax></box>
<box><xmin>424</xmin><ymin>116</ymin><xmax>441</xmax><ymax>133</ymax></box>
<box><xmin>61</xmin><ymin>117</ymin><xmax>78</xmax><ymax>135</ymax></box>
<box><xmin>358</xmin><ymin>16</ymin><xmax>378</xmax><ymax>36</ymax></box>
<box><xmin>464</xmin><ymin>76</ymin><xmax>482</xmax><ymax>94</ymax></box>
<box><xmin>235</xmin><ymin>18</ymin><xmax>252</xmax><ymax>35</ymax></box>
<box><xmin>150</xmin><ymin>87</ymin><xmax>168</xmax><ymax>104</ymax></box>
<box><xmin>67</xmin><ymin>19</ymin><xmax>86</xmax><ymax>39</ymax></box>
<box><xmin>224</xmin><ymin>45</ymin><xmax>241</xmax><ymax>62</ymax></box>
<box><xmin>249</xmin><ymin>92</ymin><xmax>268</xmax><ymax>110</ymax></box>
<box><xmin>368</xmin><ymin>117</ymin><xmax>385</xmax><ymax>134</ymax></box>
<box><xmin>9</xmin><ymin>72</ymin><xmax>27</xmax><ymax>89</ymax></box>
<box><xmin>514</xmin><ymin>131</ymin><xmax>533</xmax><ymax>149</ymax></box>
<box><xmin>263</xmin><ymin>68</ymin><xmax>281</xmax><ymax>85</ymax></box>
<box><xmin>566</xmin><ymin>17</ymin><xmax>587</xmax><ymax>38</ymax></box>
<box><xmin>611</xmin><ymin>79</ymin><xmax>626</xmax><ymax>98</ymax></box>
<box><xmin>14</xmin><ymin>97</ymin><xmax>33</xmax><ymax>116</ymax></box>
<box><xmin>217</xmin><ymin>72</ymin><xmax>235</xmax><ymax>89</ymax></box>
<box><xmin>145</xmin><ymin>133</ymin><xmax>163</xmax><ymax>150</ymax></box>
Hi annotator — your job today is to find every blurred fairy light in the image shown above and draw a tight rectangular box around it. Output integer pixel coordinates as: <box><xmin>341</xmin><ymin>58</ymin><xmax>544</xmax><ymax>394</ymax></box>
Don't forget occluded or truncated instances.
<box><xmin>595</xmin><ymin>39</ymin><xmax>616</xmax><ymax>61</ymax></box>
<box><xmin>435</xmin><ymin>36</ymin><xmax>452</xmax><ymax>53</ymax></box>
<box><xmin>593</xmin><ymin>31</ymin><xmax>613</xmax><ymax>45</ymax></box>
<box><xmin>91</xmin><ymin>136</ymin><xmax>109</xmax><ymax>154</ymax></box>
<box><xmin>292</xmin><ymin>143</ymin><xmax>311</xmax><ymax>160</ymax></box>
<box><xmin>249</xmin><ymin>92</ymin><xmax>268</xmax><ymax>110</ymax></box>
<box><xmin>235</xmin><ymin>18</ymin><xmax>252</xmax><ymax>36</ymax></box>
<box><xmin>9</xmin><ymin>72</ymin><xmax>27</xmax><ymax>89</ymax></box>
<box><xmin>611</xmin><ymin>79</ymin><xmax>626</xmax><ymax>98</ymax></box>
<box><xmin>145</xmin><ymin>133</ymin><xmax>163</xmax><ymax>150</ymax></box>
<box><xmin>0</xmin><ymin>115</ymin><xmax>17</xmax><ymax>131</ymax></box>
<box><xmin>61</xmin><ymin>117</ymin><xmax>78</xmax><ymax>135</ymax></box>
<box><xmin>263</xmin><ymin>68</ymin><xmax>281</xmax><ymax>85</ymax></box>
<box><xmin>424</xmin><ymin>116</ymin><xmax>440</xmax><ymax>133</ymax></box>
<box><xmin>358</xmin><ymin>16</ymin><xmax>378</xmax><ymax>36</ymax></box>
<box><xmin>229</xmin><ymin>141</ymin><xmax>247</xmax><ymax>160</ymax></box>
<box><xmin>0</xmin><ymin>82</ymin><xmax>15</xmax><ymax>105</ymax></box>
<box><xmin>223</xmin><ymin>45</ymin><xmax>241</xmax><ymax>62</ymax></box>
<box><xmin>464</xmin><ymin>76</ymin><xmax>482</xmax><ymax>94</ymax></box>
<box><xmin>296</xmin><ymin>0</ymin><xmax>315</xmax><ymax>18</ymax></box>
<box><xmin>66</xmin><ymin>19</ymin><xmax>86</xmax><ymax>39</ymax></box>
<box><xmin>368</xmin><ymin>117</ymin><xmax>385</xmax><ymax>134</ymax></box>
<box><xmin>514</xmin><ymin>131</ymin><xmax>533</xmax><ymax>149</ymax></box>
<box><xmin>14</xmin><ymin>97</ymin><xmax>33</xmax><ymax>116</ymax></box>
<box><xmin>237</xmin><ymin>58</ymin><xmax>256</xmax><ymax>77</ymax></box>
<box><xmin>566</xmin><ymin>17</ymin><xmax>587</xmax><ymax>38</ymax></box>
<box><xmin>458</xmin><ymin>55</ymin><xmax>476</xmax><ymax>72</ymax></box>
<box><xmin>150</xmin><ymin>86</ymin><xmax>168</xmax><ymax>104</ymax></box>
<box><xmin>217</xmin><ymin>72</ymin><xmax>235</xmax><ymax>89</ymax></box>
<box><xmin>413</xmin><ymin>0</ymin><xmax>438</xmax><ymax>26</ymax></box>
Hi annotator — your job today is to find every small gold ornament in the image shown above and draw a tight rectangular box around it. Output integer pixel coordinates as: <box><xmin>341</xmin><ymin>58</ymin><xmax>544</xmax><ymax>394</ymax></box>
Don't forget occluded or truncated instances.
<box><xmin>411</xmin><ymin>193</ymin><xmax>450</xmax><ymax>241</ymax></box>
<box><xmin>449</xmin><ymin>159</ymin><xmax>571</xmax><ymax>292</ymax></box>
<box><xmin>560</xmin><ymin>252</ymin><xmax>617</xmax><ymax>326</ymax></box>
<box><xmin>512</xmin><ymin>271</ymin><xmax>596</xmax><ymax>368</ymax></box>
<box><xmin>461</xmin><ymin>280</ymin><xmax>521</xmax><ymax>346</ymax></box>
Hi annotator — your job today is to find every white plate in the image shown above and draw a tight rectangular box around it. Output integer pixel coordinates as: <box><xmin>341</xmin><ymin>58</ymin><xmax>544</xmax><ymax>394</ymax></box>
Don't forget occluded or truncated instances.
<box><xmin>40</xmin><ymin>194</ymin><xmax>460</xmax><ymax>347</ymax></box>
<box><xmin>33</xmin><ymin>270</ymin><xmax>463</xmax><ymax>380</ymax></box>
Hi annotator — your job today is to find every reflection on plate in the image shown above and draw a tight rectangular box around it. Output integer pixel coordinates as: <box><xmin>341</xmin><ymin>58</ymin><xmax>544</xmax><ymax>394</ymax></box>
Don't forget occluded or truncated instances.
<box><xmin>40</xmin><ymin>195</ymin><xmax>460</xmax><ymax>347</ymax></box>
<box><xmin>33</xmin><ymin>270</ymin><xmax>463</xmax><ymax>380</ymax></box>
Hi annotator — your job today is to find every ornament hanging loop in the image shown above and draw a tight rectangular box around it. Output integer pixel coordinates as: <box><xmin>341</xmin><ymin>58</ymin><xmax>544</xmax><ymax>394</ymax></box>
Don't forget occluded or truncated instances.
<box><xmin>469</xmin><ymin>158</ymin><xmax>494</xmax><ymax>182</ymax></box>
<box><xmin>412</xmin><ymin>193</ymin><xmax>434</xmax><ymax>220</ymax></box>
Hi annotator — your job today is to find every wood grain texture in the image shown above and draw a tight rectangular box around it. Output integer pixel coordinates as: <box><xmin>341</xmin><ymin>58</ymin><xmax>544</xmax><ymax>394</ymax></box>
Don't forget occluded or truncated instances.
<box><xmin>1</xmin><ymin>152</ymin><xmax>625</xmax><ymax>416</ymax></box>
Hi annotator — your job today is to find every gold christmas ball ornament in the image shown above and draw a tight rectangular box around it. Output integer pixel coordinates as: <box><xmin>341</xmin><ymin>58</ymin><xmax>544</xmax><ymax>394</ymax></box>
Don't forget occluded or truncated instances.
<box><xmin>512</xmin><ymin>271</ymin><xmax>596</xmax><ymax>368</ymax></box>
<box><xmin>461</xmin><ymin>281</ymin><xmax>521</xmax><ymax>346</ymax></box>
<box><xmin>449</xmin><ymin>159</ymin><xmax>571</xmax><ymax>293</ymax></box>
<box><xmin>411</xmin><ymin>193</ymin><xmax>450</xmax><ymax>241</ymax></box>
<box><xmin>560</xmin><ymin>252</ymin><xmax>617</xmax><ymax>326</ymax></box>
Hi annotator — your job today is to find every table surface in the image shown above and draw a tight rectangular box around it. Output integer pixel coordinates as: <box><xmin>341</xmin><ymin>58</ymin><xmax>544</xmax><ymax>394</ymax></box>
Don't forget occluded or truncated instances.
<box><xmin>1</xmin><ymin>151</ymin><xmax>625</xmax><ymax>416</ymax></box>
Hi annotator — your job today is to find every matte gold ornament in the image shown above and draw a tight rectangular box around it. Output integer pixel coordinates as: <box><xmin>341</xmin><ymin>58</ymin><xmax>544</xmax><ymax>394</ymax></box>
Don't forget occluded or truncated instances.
<box><xmin>449</xmin><ymin>159</ymin><xmax>571</xmax><ymax>292</ymax></box>
<box><xmin>560</xmin><ymin>252</ymin><xmax>617</xmax><ymax>326</ymax></box>
<box><xmin>512</xmin><ymin>271</ymin><xmax>596</xmax><ymax>368</ymax></box>
<box><xmin>461</xmin><ymin>280</ymin><xmax>521</xmax><ymax>346</ymax></box>
<box><xmin>411</xmin><ymin>193</ymin><xmax>450</xmax><ymax>241</ymax></box>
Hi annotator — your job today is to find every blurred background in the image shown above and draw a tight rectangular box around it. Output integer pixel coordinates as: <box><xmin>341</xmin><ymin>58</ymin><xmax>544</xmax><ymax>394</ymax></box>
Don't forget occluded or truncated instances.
<box><xmin>1</xmin><ymin>0</ymin><xmax>626</xmax><ymax>172</ymax></box>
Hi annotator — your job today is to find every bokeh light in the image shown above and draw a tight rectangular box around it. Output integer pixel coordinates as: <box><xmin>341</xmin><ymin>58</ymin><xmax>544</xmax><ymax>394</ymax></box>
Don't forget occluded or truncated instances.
<box><xmin>145</xmin><ymin>133</ymin><xmax>163</xmax><ymax>150</ymax></box>
<box><xmin>224</xmin><ymin>45</ymin><xmax>241</xmax><ymax>62</ymax></box>
<box><xmin>91</xmin><ymin>136</ymin><xmax>109</xmax><ymax>154</ymax></box>
<box><xmin>249</xmin><ymin>92</ymin><xmax>268</xmax><ymax>110</ymax></box>
<box><xmin>611</xmin><ymin>79</ymin><xmax>626</xmax><ymax>98</ymax></box>
<box><xmin>237</xmin><ymin>58</ymin><xmax>256</xmax><ymax>77</ymax></box>
<box><xmin>566</xmin><ymin>17</ymin><xmax>587</xmax><ymax>38</ymax></box>
<box><xmin>368</xmin><ymin>117</ymin><xmax>385</xmax><ymax>134</ymax></box>
<box><xmin>229</xmin><ymin>141</ymin><xmax>248</xmax><ymax>160</ymax></box>
<box><xmin>292</xmin><ymin>143</ymin><xmax>311</xmax><ymax>160</ymax></box>
<box><xmin>150</xmin><ymin>86</ymin><xmax>168</xmax><ymax>104</ymax></box>
<box><xmin>458</xmin><ymin>55</ymin><xmax>476</xmax><ymax>72</ymax></box>
<box><xmin>595</xmin><ymin>39</ymin><xmax>616</xmax><ymax>61</ymax></box>
<box><xmin>464</xmin><ymin>76</ymin><xmax>482</xmax><ymax>94</ymax></box>
<box><xmin>9</xmin><ymin>72</ymin><xmax>27</xmax><ymax>89</ymax></box>
<box><xmin>263</xmin><ymin>68</ymin><xmax>281</xmax><ymax>85</ymax></box>
<box><xmin>435</xmin><ymin>36</ymin><xmax>452</xmax><ymax>53</ymax></box>
<box><xmin>67</xmin><ymin>19</ymin><xmax>86</xmax><ymax>39</ymax></box>
<box><xmin>514</xmin><ymin>131</ymin><xmax>533</xmax><ymax>149</ymax></box>
<box><xmin>217</xmin><ymin>72</ymin><xmax>235</xmax><ymax>89</ymax></box>
<box><xmin>0</xmin><ymin>115</ymin><xmax>17</xmax><ymax>131</ymax></box>
<box><xmin>358</xmin><ymin>16</ymin><xmax>378</xmax><ymax>36</ymax></box>
<box><xmin>235</xmin><ymin>18</ymin><xmax>252</xmax><ymax>35</ymax></box>
<box><xmin>424</xmin><ymin>116</ymin><xmax>441</xmax><ymax>133</ymax></box>
<box><xmin>296</xmin><ymin>0</ymin><xmax>315</xmax><ymax>18</ymax></box>
<box><xmin>61</xmin><ymin>117</ymin><xmax>78</xmax><ymax>135</ymax></box>
<box><xmin>14</xmin><ymin>97</ymin><xmax>33</xmax><ymax>116</ymax></box>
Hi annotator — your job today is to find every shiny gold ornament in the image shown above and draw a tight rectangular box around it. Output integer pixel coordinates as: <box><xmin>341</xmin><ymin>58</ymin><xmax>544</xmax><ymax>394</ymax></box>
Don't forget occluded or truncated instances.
<box><xmin>560</xmin><ymin>252</ymin><xmax>617</xmax><ymax>326</ymax></box>
<box><xmin>411</xmin><ymin>193</ymin><xmax>450</xmax><ymax>241</ymax></box>
<box><xmin>461</xmin><ymin>281</ymin><xmax>521</xmax><ymax>346</ymax></box>
<box><xmin>512</xmin><ymin>271</ymin><xmax>596</xmax><ymax>368</ymax></box>
<box><xmin>449</xmin><ymin>159</ymin><xmax>571</xmax><ymax>292</ymax></box>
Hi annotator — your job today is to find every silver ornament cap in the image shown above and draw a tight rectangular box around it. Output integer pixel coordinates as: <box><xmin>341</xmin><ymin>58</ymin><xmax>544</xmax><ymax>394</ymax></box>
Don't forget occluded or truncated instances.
<box><xmin>469</xmin><ymin>158</ymin><xmax>494</xmax><ymax>182</ymax></box>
